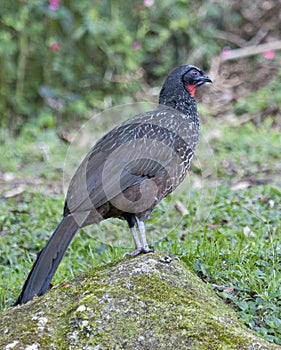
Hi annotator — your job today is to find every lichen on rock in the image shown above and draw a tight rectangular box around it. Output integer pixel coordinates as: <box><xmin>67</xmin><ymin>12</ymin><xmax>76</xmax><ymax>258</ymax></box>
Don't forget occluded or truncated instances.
<box><xmin>0</xmin><ymin>253</ymin><xmax>279</xmax><ymax>349</ymax></box>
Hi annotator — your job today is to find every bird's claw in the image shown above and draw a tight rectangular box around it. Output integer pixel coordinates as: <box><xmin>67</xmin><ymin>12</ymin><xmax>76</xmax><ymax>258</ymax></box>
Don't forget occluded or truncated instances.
<box><xmin>124</xmin><ymin>247</ymin><xmax>154</xmax><ymax>257</ymax></box>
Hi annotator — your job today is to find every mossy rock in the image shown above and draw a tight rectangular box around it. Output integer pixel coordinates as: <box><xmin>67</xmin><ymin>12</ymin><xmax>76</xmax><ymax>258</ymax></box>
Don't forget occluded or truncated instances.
<box><xmin>0</xmin><ymin>253</ymin><xmax>279</xmax><ymax>349</ymax></box>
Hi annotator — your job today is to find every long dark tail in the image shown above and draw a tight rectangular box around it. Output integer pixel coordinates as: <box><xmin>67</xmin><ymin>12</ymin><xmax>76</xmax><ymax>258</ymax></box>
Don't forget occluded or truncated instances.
<box><xmin>14</xmin><ymin>215</ymin><xmax>79</xmax><ymax>306</ymax></box>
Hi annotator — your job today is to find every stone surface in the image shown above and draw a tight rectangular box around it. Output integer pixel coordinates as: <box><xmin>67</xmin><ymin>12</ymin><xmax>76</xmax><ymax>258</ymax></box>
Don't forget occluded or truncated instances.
<box><xmin>1</xmin><ymin>253</ymin><xmax>280</xmax><ymax>350</ymax></box>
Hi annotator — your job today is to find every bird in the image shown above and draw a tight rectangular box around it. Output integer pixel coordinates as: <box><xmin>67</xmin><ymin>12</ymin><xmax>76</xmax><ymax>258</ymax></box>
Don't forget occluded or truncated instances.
<box><xmin>14</xmin><ymin>64</ymin><xmax>212</xmax><ymax>305</ymax></box>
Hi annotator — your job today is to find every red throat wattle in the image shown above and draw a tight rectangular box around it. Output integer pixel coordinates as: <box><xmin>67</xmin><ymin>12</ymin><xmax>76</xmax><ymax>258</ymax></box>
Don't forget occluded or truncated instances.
<box><xmin>186</xmin><ymin>84</ymin><xmax>197</xmax><ymax>97</ymax></box>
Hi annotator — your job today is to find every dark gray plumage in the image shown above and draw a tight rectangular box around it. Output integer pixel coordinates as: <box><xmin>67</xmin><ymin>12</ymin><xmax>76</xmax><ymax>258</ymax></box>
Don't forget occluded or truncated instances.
<box><xmin>14</xmin><ymin>64</ymin><xmax>212</xmax><ymax>305</ymax></box>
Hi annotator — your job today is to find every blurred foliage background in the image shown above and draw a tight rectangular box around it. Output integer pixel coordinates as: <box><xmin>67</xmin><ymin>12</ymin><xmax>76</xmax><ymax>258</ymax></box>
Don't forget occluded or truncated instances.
<box><xmin>1</xmin><ymin>0</ymin><xmax>216</xmax><ymax>129</ymax></box>
<box><xmin>1</xmin><ymin>0</ymin><xmax>279</xmax><ymax>131</ymax></box>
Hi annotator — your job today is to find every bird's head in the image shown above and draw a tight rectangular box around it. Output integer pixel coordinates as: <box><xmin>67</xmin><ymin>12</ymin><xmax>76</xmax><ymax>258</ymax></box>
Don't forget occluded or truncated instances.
<box><xmin>181</xmin><ymin>65</ymin><xmax>212</xmax><ymax>97</ymax></box>
<box><xmin>159</xmin><ymin>64</ymin><xmax>212</xmax><ymax>107</ymax></box>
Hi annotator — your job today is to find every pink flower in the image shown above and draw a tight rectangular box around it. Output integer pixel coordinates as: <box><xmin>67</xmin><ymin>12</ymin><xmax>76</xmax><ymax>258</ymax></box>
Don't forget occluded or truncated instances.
<box><xmin>263</xmin><ymin>50</ymin><xmax>275</xmax><ymax>60</ymax></box>
<box><xmin>220</xmin><ymin>46</ymin><xmax>232</xmax><ymax>58</ymax></box>
<box><xmin>50</xmin><ymin>42</ymin><xmax>60</xmax><ymax>52</ymax></box>
<box><xmin>131</xmin><ymin>41</ymin><xmax>141</xmax><ymax>50</ymax></box>
<box><xmin>144</xmin><ymin>0</ymin><xmax>154</xmax><ymax>7</ymax></box>
<box><xmin>49</xmin><ymin>0</ymin><xmax>59</xmax><ymax>11</ymax></box>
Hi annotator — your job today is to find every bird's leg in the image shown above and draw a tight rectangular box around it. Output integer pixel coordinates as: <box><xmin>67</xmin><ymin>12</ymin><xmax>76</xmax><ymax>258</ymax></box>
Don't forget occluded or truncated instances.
<box><xmin>129</xmin><ymin>225</ymin><xmax>142</xmax><ymax>255</ymax></box>
<box><xmin>125</xmin><ymin>215</ymin><xmax>153</xmax><ymax>257</ymax></box>
<box><xmin>137</xmin><ymin>219</ymin><xmax>154</xmax><ymax>253</ymax></box>
<box><xmin>124</xmin><ymin>215</ymin><xmax>143</xmax><ymax>256</ymax></box>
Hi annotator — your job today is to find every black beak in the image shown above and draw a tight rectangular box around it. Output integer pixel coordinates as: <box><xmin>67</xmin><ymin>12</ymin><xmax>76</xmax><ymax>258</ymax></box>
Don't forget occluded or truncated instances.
<box><xmin>203</xmin><ymin>74</ymin><xmax>212</xmax><ymax>83</ymax></box>
<box><xmin>196</xmin><ymin>74</ymin><xmax>212</xmax><ymax>86</ymax></box>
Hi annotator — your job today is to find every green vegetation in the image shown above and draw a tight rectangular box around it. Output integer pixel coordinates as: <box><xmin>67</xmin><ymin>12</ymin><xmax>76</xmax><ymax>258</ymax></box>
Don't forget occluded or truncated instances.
<box><xmin>1</xmin><ymin>0</ymin><xmax>236</xmax><ymax>128</ymax></box>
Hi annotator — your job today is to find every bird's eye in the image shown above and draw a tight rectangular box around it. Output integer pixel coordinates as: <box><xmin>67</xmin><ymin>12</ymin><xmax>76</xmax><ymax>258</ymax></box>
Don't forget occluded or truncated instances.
<box><xmin>192</xmin><ymin>70</ymin><xmax>198</xmax><ymax>76</ymax></box>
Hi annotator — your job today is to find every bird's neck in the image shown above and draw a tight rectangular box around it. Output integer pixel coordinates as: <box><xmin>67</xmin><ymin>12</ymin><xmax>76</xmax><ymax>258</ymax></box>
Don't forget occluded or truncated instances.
<box><xmin>159</xmin><ymin>95</ymin><xmax>199</xmax><ymax>126</ymax></box>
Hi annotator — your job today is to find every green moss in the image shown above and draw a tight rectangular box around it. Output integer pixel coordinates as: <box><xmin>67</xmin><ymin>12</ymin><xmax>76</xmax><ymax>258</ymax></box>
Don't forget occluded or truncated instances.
<box><xmin>0</xmin><ymin>253</ymin><xmax>279</xmax><ymax>349</ymax></box>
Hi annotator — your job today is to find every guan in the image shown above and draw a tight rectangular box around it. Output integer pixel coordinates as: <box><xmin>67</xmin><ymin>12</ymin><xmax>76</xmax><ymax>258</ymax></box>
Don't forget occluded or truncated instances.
<box><xmin>14</xmin><ymin>64</ymin><xmax>212</xmax><ymax>305</ymax></box>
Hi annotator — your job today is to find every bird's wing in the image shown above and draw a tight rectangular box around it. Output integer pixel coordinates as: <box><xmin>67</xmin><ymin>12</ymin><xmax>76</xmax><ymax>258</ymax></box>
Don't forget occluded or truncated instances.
<box><xmin>65</xmin><ymin>109</ymin><xmax>195</xmax><ymax>215</ymax></box>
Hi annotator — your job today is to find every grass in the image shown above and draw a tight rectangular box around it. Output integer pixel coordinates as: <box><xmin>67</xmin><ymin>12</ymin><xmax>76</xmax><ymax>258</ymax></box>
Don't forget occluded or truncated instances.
<box><xmin>0</xmin><ymin>100</ymin><xmax>280</xmax><ymax>344</ymax></box>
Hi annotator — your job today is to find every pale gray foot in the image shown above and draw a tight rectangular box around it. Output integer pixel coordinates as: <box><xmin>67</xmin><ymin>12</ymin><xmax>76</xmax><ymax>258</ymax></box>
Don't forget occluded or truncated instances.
<box><xmin>126</xmin><ymin>246</ymin><xmax>154</xmax><ymax>257</ymax></box>
<box><xmin>125</xmin><ymin>221</ymin><xmax>154</xmax><ymax>257</ymax></box>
